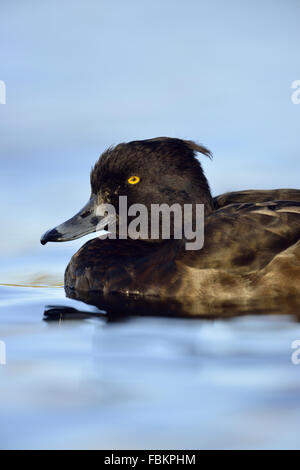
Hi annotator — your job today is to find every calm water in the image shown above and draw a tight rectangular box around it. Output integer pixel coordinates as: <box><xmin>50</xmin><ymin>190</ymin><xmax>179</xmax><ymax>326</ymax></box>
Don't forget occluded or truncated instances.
<box><xmin>1</xmin><ymin>282</ymin><xmax>300</xmax><ymax>449</ymax></box>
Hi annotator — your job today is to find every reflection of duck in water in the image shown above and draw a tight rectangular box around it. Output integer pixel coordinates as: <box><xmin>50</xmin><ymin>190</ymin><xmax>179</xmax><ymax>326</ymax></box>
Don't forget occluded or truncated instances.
<box><xmin>41</xmin><ymin>137</ymin><xmax>300</xmax><ymax>309</ymax></box>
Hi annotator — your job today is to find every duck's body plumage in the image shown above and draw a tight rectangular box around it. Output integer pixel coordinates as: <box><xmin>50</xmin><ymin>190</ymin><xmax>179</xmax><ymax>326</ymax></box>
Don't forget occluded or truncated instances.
<box><xmin>41</xmin><ymin>138</ymin><xmax>300</xmax><ymax>313</ymax></box>
<box><xmin>213</xmin><ymin>188</ymin><xmax>300</xmax><ymax>208</ymax></box>
<box><xmin>64</xmin><ymin>194</ymin><xmax>300</xmax><ymax>302</ymax></box>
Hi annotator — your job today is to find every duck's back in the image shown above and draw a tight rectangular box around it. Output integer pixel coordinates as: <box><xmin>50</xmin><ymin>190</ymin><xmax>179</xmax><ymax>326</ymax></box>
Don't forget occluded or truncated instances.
<box><xmin>183</xmin><ymin>199</ymin><xmax>300</xmax><ymax>274</ymax></box>
<box><xmin>214</xmin><ymin>189</ymin><xmax>300</xmax><ymax>209</ymax></box>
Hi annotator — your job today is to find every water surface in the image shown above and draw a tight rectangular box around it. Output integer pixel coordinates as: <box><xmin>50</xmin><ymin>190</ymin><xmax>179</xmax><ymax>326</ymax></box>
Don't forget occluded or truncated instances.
<box><xmin>1</xmin><ymin>283</ymin><xmax>300</xmax><ymax>449</ymax></box>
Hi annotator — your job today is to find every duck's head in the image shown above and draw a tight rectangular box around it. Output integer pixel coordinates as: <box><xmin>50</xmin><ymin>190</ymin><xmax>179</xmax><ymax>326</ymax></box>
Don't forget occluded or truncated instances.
<box><xmin>41</xmin><ymin>137</ymin><xmax>213</xmax><ymax>245</ymax></box>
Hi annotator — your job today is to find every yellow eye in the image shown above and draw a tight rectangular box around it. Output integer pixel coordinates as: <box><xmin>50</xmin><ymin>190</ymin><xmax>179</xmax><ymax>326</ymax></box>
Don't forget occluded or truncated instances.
<box><xmin>128</xmin><ymin>176</ymin><xmax>140</xmax><ymax>185</ymax></box>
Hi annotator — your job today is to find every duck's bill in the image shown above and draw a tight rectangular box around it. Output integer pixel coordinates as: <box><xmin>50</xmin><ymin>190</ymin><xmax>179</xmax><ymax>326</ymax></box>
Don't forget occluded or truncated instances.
<box><xmin>40</xmin><ymin>197</ymin><xmax>114</xmax><ymax>245</ymax></box>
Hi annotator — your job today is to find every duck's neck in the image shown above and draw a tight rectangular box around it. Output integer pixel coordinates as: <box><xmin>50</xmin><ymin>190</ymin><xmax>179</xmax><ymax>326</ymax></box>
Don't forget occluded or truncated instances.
<box><xmin>192</xmin><ymin>175</ymin><xmax>214</xmax><ymax>215</ymax></box>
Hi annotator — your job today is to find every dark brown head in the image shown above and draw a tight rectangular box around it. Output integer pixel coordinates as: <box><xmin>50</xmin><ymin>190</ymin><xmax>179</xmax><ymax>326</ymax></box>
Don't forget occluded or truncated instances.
<box><xmin>91</xmin><ymin>137</ymin><xmax>213</xmax><ymax>208</ymax></box>
<box><xmin>41</xmin><ymin>137</ymin><xmax>213</xmax><ymax>244</ymax></box>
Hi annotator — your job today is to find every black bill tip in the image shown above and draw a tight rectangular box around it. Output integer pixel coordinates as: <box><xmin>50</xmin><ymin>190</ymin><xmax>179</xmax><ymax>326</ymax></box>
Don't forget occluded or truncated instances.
<box><xmin>40</xmin><ymin>228</ymin><xmax>61</xmax><ymax>245</ymax></box>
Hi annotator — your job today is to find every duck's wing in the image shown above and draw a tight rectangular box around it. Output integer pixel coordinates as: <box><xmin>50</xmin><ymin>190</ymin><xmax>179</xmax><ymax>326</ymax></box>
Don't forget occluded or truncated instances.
<box><xmin>186</xmin><ymin>200</ymin><xmax>300</xmax><ymax>274</ymax></box>
<box><xmin>213</xmin><ymin>189</ymin><xmax>300</xmax><ymax>209</ymax></box>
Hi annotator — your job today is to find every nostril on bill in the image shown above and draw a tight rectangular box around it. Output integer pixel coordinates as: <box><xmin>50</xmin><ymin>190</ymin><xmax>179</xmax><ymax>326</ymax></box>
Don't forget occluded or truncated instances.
<box><xmin>81</xmin><ymin>211</ymin><xmax>91</xmax><ymax>219</ymax></box>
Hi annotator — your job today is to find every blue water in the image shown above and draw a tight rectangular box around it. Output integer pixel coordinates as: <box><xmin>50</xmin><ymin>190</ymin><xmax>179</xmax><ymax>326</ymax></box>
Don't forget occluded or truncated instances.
<box><xmin>1</xmin><ymin>283</ymin><xmax>300</xmax><ymax>449</ymax></box>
